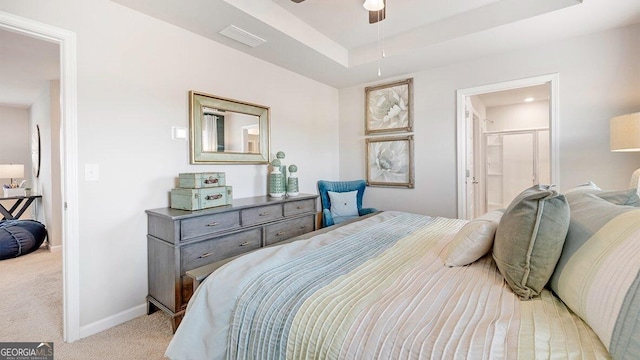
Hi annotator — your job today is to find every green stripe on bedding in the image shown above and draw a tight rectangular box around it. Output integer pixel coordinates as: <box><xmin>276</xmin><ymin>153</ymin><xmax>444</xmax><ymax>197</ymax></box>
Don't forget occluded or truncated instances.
<box><xmin>610</xmin><ymin>270</ymin><xmax>640</xmax><ymax>359</ymax></box>
<box><xmin>226</xmin><ymin>213</ymin><xmax>435</xmax><ymax>360</ymax></box>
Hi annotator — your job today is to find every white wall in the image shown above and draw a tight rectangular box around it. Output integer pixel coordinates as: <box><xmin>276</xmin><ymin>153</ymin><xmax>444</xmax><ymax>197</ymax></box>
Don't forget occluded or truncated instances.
<box><xmin>339</xmin><ymin>23</ymin><xmax>640</xmax><ymax>218</ymax></box>
<box><xmin>0</xmin><ymin>105</ymin><xmax>30</xmax><ymax>179</ymax></box>
<box><xmin>0</xmin><ymin>105</ymin><xmax>32</xmax><ymax>217</ymax></box>
<box><xmin>0</xmin><ymin>0</ymin><xmax>339</xmax><ymax>334</ymax></box>
<box><xmin>29</xmin><ymin>80</ymin><xmax>63</xmax><ymax>247</ymax></box>
<box><xmin>486</xmin><ymin>101</ymin><xmax>549</xmax><ymax>132</ymax></box>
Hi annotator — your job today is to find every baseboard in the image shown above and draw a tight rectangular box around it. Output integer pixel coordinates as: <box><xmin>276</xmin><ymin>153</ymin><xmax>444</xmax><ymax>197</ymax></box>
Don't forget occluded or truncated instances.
<box><xmin>48</xmin><ymin>244</ymin><xmax>63</xmax><ymax>252</ymax></box>
<box><xmin>79</xmin><ymin>303</ymin><xmax>147</xmax><ymax>339</ymax></box>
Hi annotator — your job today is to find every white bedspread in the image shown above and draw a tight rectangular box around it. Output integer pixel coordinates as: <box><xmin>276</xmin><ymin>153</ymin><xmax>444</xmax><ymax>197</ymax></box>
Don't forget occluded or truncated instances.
<box><xmin>166</xmin><ymin>211</ymin><xmax>609</xmax><ymax>360</ymax></box>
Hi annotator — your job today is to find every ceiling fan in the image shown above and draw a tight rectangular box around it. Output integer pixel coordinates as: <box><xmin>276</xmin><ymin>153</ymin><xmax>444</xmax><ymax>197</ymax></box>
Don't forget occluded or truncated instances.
<box><xmin>290</xmin><ymin>0</ymin><xmax>386</xmax><ymax>24</ymax></box>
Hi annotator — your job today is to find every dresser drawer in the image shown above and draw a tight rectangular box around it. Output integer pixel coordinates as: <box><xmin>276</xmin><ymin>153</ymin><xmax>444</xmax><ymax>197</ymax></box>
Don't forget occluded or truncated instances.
<box><xmin>265</xmin><ymin>215</ymin><xmax>315</xmax><ymax>246</ymax></box>
<box><xmin>284</xmin><ymin>199</ymin><xmax>316</xmax><ymax>216</ymax></box>
<box><xmin>180</xmin><ymin>211</ymin><xmax>240</xmax><ymax>241</ymax></box>
<box><xmin>241</xmin><ymin>204</ymin><xmax>283</xmax><ymax>226</ymax></box>
<box><xmin>181</xmin><ymin>228</ymin><xmax>261</xmax><ymax>272</ymax></box>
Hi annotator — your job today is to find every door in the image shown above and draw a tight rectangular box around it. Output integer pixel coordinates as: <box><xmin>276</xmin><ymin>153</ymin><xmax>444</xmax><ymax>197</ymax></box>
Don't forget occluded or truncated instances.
<box><xmin>464</xmin><ymin>98</ymin><xmax>476</xmax><ymax>218</ymax></box>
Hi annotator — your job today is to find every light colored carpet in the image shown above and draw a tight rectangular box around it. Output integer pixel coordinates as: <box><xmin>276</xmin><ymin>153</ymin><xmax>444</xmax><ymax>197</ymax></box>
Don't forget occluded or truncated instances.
<box><xmin>0</xmin><ymin>248</ymin><xmax>174</xmax><ymax>359</ymax></box>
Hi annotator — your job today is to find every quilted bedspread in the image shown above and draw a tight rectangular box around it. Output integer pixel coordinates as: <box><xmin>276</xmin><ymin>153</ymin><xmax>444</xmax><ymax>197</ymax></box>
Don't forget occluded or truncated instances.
<box><xmin>166</xmin><ymin>211</ymin><xmax>609</xmax><ymax>360</ymax></box>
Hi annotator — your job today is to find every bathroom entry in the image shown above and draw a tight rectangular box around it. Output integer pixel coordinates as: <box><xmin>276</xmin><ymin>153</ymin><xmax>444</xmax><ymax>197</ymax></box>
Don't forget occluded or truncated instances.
<box><xmin>460</xmin><ymin>81</ymin><xmax>553</xmax><ymax>219</ymax></box>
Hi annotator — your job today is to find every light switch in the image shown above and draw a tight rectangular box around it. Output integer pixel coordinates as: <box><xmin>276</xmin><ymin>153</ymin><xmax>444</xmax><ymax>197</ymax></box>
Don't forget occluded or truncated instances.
<box><xmin>85</xmin><ymin>164</ymin><xmax>99</xmax><ymax>181</ymax></box>
<box><xmin>172</xmin><ymin>126</ymin><xmax>187</xmax><ymax>140</ymax></box>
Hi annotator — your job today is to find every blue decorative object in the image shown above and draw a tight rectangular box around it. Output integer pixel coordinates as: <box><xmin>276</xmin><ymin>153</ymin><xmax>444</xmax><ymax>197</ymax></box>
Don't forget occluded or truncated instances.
<box><xmin>317</xmin><ymin>180</ymin><xmax>377</xmax><ymax>228</ymax></box>
<box><xmin>0</xmin><ymin>220</ymin><xmax>47</xmax><ymax>260</ymax></box>
<box><xmin>269</xmin><ymin>159</ymin><xmax>285</xmax><ymax>197</ymax></box>
<box><xmin>287</xmin><ymin>164</ymin><xmax>299</xmax><ymax>196</ymax></box>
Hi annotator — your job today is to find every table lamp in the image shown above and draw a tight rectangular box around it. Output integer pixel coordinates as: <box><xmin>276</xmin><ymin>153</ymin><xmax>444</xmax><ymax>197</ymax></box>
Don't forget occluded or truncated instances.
<box><xmin>0</xmin><ymin>164</ymin><xmax>24</xmax><ymax>188</ymax></box>
<box><xmin>610</xmin><ymin>112</ymin><xmax>640</xmax><ymax>191</ymax></box>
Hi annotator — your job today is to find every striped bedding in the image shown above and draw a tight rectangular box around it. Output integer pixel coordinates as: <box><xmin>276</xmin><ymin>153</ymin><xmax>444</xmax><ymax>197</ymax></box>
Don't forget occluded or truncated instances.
<box><xmin>166</xmin><ymin>211</ymin><xmax>609</xmax><ymax>360</ymax></box>
<box><xmin>551</xmin><ymin>190</ymin><xmax>640</xmax><ymax>360</ymax></box>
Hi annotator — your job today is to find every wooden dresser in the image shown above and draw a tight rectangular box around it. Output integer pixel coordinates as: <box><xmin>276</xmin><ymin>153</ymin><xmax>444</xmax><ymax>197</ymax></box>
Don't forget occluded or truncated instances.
<box><xmin>146</xmin><ymin>193</ymin><xmax>318</xmax><ymax>331</ymax></box>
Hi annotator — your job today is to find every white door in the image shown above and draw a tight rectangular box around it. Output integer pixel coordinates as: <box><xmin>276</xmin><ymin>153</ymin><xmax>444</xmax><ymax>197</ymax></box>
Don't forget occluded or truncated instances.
<box><xmin>465</xmin><ymin>99</ymin><xmax>476</xmax><ymax>219</ymax></box>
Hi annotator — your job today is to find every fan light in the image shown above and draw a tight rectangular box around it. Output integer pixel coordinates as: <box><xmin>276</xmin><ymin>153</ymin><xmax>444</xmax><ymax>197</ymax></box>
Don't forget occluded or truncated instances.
<box><xmin>363</xmin><ymin>0</ymin><xmax>384</xmax><ymax>11</ymax></box>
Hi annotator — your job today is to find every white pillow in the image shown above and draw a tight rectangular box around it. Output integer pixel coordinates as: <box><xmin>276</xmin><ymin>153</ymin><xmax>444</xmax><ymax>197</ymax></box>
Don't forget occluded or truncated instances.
<box><xmin>443</xmin><ymin>210</ymin><xmax>503</xmax><ymax>267</ymax></box>
<box><xmin>328</xmin><ymin>190</ymin><xmax>359</xmax><ymax>218</ymax></box>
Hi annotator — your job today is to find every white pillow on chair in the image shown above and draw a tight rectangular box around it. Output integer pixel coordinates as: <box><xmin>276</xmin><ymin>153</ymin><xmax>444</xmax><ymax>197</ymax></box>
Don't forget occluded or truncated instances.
<box><xmin>328</xmin><ymin>190</ymin><xmax>359</xmax><ymax>219</ymax></box>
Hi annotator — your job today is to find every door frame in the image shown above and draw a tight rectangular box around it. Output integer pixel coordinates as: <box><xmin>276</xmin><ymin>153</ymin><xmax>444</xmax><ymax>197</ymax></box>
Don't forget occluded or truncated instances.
<box><xmin>0</xmin><ymin>11</ymin><xmax>81</xmax><ymax>342</ymax></box>
<box><xmin>456</xmin><ymin>73</ymin><xmax>560</xmax><ymax>219</ymax></box>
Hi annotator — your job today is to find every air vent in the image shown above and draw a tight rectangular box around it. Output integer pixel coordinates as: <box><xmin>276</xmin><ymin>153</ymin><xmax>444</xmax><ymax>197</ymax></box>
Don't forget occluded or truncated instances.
<box><xmin>219</xmin><ymin>25</ymin><xmax>266</xmax><ymax>48</ymax></box>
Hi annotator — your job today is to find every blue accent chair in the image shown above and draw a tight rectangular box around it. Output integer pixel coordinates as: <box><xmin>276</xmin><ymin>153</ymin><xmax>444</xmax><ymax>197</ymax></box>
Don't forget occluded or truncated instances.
<box><xmin>317</xmin><ymin>180</ymin><xmax>377</xmax><ymax>228</ymax></box>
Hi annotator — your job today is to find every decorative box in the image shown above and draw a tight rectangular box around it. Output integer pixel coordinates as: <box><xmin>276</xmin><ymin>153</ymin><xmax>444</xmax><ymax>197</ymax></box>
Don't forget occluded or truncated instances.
<box><xmin>170</xmin><ymin>186</ymin><xmax>233</xmax><ymax>211</ymax></box>
<box><xmin>3</xmin><ymin>187</ymin><xmax>26</xmax><ymax>197</ymax></box>
<box><xmin>178</xmin><ymin>172</ymin><xmax>226</xmax><ymax>189</ymax></box>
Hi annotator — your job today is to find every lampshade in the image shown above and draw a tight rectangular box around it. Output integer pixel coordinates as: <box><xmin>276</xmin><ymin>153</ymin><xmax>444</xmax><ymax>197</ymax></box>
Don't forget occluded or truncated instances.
<box><xmin>0</xmin><ymin>164</ymin><xmax>24</xmax><ymax>179</ymax></box>
<box><xmin>363</xmin><ymin>0</ymin><xmax>385</xmax><ymax>11</ymax></box>
<box><xmin>610</xmin><ymin>112</ymin><xmax>640</xmax><ymax>152</ymax></box>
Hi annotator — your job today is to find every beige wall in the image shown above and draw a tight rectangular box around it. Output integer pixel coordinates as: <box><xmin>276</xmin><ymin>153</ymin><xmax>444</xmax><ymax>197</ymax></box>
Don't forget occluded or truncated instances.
<box><xmin>339</xmin><ymin>23</ymin><xmax>640</xmax><ymax>218</ymax></box>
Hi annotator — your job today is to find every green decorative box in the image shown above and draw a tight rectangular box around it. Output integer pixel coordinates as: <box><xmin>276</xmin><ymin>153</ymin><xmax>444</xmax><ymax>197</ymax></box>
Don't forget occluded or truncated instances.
<box><xmin>170</xmin><ymin>186</ymin><xmax>233</xmax><ymax>211</ymax></box>
<box><xmin>178</xmin><ymin>172</ymin><xmax>226</xmax><ymax>189</ymax></box>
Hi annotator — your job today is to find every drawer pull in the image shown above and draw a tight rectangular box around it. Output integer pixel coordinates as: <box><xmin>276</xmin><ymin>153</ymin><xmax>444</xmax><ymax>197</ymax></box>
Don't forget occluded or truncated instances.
<box><xmin>205</xmin><ymin>194</ymin><xmax>223</xmax><ymax>200</ymax></box>
<box><xmin>239</xmin><ymin>241</ymin><xmax>251</xmax><ymax>247</ymax></box>
<box><xmin>204</xmin><ymin>177</ymin><xmax>219</xmax><ymax>184</ymax></box>
<box><xmin>259</xmin><ymin>212</ymin><xmax>270</xmax><ymax>216</ymax></box>
<box><xmin>206</xmin><ymin>222</ymin><xmax>219</xmax><ymax>227</ymax></box>
<box><xmin>276</xmin><ymin>231</ymin><xmax>286</xmax><ymax>236</ymax></box>
<box><xmin>198</xmin><ymin>252</ymin><xmax>214</xmax><ymax>259</ymax></box>
<box><xmin>296</xmin><ymin>206</ymin><xmax>303</xmax><ymax>209</ymax></box>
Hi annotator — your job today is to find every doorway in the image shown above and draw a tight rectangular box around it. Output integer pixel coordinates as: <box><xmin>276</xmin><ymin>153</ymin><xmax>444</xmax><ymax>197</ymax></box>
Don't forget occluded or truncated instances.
<box><xmin>456</xmin><ymin>74</ymin><xmax>559</xmax><ymax>220</ymax></box>
<box><xmin>0</xmin><ymin>11</ymin><xmax>80</xmax><ymax>342</ymax></box>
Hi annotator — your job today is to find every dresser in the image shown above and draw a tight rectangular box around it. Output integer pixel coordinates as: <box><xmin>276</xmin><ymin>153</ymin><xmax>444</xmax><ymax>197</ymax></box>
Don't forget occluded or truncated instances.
<box><xmin>146</xmin><ymin>193</ymin><xmax>318</xmax><ymax>331</ymax></box>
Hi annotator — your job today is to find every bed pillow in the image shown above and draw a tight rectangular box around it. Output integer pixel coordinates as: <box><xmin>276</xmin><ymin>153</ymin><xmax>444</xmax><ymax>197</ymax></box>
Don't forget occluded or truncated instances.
<box><xmin>549</xmin><ymin>191</ymin><xmax>640</xmax><ymax>359</ymax></box>
<box><xmin>595</xmin><ymin>189</ymin><xmax>640</xmax><ymax>206</ymax></box>
<box><xmin>492</xmin><ymin>184</ymin><xmax>569</xmax><ymax>300</ymax></box>
<box><xmin>564</xmin><ymin>181</ymin><xmax>601</xmax><ymax>194</ymax></box>
<box><xmin>443</xmin><ymin>210</ymin><xmax>504</xmax><ymax>267</ymax></box>
<box><xmin>328</xmin><ymin>190</ymin><xmax>359</xmax><ymax>219</ymax></box>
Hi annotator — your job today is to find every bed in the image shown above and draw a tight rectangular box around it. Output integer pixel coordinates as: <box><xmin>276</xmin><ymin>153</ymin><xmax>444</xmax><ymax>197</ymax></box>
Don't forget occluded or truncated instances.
<box><xmin>165</xmin><ymin>184</ymin><xmax>640</xmax><ymax>360</ymax></box>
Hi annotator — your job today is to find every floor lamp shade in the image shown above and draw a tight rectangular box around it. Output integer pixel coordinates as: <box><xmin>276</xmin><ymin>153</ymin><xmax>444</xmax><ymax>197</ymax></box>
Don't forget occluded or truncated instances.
<box><xmin>610</xmin><ymin>112</ymin><xmax>640</xmax><ymax>152</ymax></box>
<box><xmin>0</xmin><ymin>164</ymin><xmax>24</xmax><ymax>180</ymax></box>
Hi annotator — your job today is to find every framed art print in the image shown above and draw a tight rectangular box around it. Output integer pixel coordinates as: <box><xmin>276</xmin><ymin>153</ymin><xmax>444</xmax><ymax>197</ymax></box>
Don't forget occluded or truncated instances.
<box><xmin>366</xmin><ymin>135</ymin><xmax>414</xmax><ymax>188</ymax></box>
<box><xmin>365</xmin><ymin>78</ymin><xmax>413</xmax><ymax>135</ymax></box>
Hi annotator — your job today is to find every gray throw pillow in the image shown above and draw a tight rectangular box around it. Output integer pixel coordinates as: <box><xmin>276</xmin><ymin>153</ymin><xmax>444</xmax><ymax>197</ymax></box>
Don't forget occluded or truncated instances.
<box><xmin>492</xmin><ymin>184</ymin><xmax>570</xmax><ymax>300</ymax></box>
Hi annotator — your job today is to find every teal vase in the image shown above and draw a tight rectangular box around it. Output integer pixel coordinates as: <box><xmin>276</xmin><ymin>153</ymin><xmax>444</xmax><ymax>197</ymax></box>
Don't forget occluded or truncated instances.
<box><xmin>287</xmin><ymin>164</ymin><xmax>299</xmax><ymax>196</ymax></box>
<box><xmin>269</xmin><ymin>159</ymin><xmax>285</xmax><ymax>197</ymax></box>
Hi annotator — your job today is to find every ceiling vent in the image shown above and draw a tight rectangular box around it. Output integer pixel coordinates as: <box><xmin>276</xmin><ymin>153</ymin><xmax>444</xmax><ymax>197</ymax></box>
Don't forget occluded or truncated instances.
<box><xmin>219</xmin><ymin>25</ymin><xmax>266</xmax><ymax>48</ymax></box>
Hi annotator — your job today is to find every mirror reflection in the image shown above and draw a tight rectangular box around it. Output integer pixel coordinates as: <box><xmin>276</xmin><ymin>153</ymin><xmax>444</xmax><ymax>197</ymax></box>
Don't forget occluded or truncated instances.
<box><xmin>201</xmin><ymin>107</ymin><xmax>260</xmax><ymax>154</ymax></box>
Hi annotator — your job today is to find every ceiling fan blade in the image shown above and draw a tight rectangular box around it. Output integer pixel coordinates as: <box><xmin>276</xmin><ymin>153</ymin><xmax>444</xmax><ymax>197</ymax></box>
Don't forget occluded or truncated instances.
<box><xmin>291</xmin><ymin>0</ymin><xmax>305</xmax><ymax>3</ymax></box>
<box><xmin>368</xmin><ymin>0</ymin><xmax>386</xmax><ymax>24</ymax></box>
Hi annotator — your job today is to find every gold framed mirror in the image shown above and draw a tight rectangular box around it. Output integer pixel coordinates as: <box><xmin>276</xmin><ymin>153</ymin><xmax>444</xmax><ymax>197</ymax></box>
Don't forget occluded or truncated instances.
<box><xmin>189</xmin><ymin>91</ymin><xmax>270</xmax><ymax>164</ymax></box>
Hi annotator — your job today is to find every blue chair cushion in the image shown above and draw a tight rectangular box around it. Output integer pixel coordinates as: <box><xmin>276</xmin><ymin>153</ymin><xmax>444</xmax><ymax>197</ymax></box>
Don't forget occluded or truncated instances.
<box><xmin>0</xmin><ymin>220</ymin><xmax>47</xmax><ymax>260</ymax></box>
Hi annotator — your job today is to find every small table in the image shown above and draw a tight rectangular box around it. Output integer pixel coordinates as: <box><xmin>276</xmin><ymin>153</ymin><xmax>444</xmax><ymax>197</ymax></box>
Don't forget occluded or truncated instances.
<box><xmin>0</xmin><ymin>195</ymin><xmax>42</xmax><ymax>220</ymax></box>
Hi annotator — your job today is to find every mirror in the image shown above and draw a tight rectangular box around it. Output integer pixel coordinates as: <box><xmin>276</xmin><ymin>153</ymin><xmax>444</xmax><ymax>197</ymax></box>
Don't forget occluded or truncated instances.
<box><xmin>31</xmin><ymin>124</ymin><xmax>41</xmax><ymax>177</ymax></box>
<box><xmin>189</xmin><ymin>91</ymin><xmax>270</xmax><ymax>164</ymax></box>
